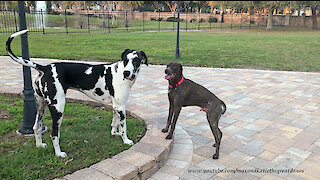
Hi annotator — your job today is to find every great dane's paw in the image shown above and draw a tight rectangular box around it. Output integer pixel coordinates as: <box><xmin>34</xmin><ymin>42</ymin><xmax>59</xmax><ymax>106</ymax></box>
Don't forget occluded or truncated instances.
<box><xmin>165</xmin><ymin>134</ymin><xmax>173</xmax><ymax>139</ymax></box>
<box><xmin>161</xmin><ymin>128</ymin><xmax>168</xmax><ymax>133</ymax></box>
<box><xmin>111</xmin><ymin>131</ymin><xmax>120</xmax><ymax>136</ymax></box>
<box><xmin>124</xmin><ymin>139</ymin><xmax>134</xmax><ymax>146</ymax></box>
<box><xmin>212</xmin><ymin>153</ymin><xmax>219</xmax><ymax>159</ymax></box>
<box><xmin>36</xmin><ymin>143</ymin><xmax>47</xmax><ymax>148</ymax></box>
<box><xmin>56</xmin><ymin>152</ymin><xmax>67</xmax><ymax>158</ymax></box>
<box><xmin>213</xmin><ymin>143</ymin><xmax>217</xmax><ymax>147</ymax></box>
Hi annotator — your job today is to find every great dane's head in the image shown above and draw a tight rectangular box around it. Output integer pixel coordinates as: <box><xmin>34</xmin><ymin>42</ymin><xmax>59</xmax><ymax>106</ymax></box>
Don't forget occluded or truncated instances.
<box><xmin>121</xmin><ymin>49</ymin><xmax>148</xmax><ymax>81</ymax></box>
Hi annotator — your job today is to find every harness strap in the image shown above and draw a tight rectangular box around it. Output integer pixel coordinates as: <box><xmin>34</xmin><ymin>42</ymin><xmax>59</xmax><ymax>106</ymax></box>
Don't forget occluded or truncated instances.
<box><xmin>169</xmin><ymin>76</ymin><xmax>184</xmax><ymax>89</ymax></box>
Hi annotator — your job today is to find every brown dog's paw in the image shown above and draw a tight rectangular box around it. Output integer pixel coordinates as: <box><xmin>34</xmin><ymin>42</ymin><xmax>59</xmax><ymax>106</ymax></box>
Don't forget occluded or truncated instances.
<box><xmin>162</xmin><ymin>128</ymin><xmax>168</xmax><ymax>133</ymax></box>
<box><xmin>165</xmin><ymin>134</ymin><xmax>173</xmax><ymax>139</ymax></box>
<box><xmin>212</xmin><ymin>154</ymin><xmax>219</xmax><ymax>159</ymax></box>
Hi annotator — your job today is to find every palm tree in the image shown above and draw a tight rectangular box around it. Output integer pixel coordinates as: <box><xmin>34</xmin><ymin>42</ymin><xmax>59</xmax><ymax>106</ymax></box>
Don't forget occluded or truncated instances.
<box><xmin>207</xmin><ymin>1</ymin><xmax>217</xmax><ymax>14</ymax></box>
<box><xmin>165</xmin><ymin>1</ymin><xmax>177</xmax><ymax>12</ymax></box>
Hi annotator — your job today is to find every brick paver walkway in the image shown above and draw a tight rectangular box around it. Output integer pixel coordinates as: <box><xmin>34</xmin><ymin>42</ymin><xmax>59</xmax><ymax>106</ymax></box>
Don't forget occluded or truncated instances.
<box><xmin>1</xmin><ymin>56</ymin><xmax>320</xmax><ymax>179</ymax></box>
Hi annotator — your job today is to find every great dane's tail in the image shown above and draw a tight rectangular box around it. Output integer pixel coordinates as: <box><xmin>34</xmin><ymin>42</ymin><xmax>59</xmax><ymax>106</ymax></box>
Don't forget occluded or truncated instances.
<box><xmin>6</xmin><ymin>29</ymin><xmax>43</xmax><ymax>71</ymax></box>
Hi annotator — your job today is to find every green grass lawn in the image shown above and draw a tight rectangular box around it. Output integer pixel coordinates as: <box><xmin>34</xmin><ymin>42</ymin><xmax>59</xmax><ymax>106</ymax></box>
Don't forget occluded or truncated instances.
<box><xmin>0</xmin><ymin>29</ymin><xmax>319</xmax><ymax>72</ymax></box>
<box><xmin>0</xmin><ymin>94</ymin><xmax>146</xmax><ymax>179</ymax></box>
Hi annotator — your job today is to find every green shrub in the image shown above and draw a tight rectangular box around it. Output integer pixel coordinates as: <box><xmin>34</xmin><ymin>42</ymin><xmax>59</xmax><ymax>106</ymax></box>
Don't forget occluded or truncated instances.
<box><xmin>49</xmin><ymin>11</ymin><xmax>60</xmax><ymax>15</ymax></box>
<box><xmin>199</xmin><ymin>18</ymin><xmax>205</xmax><ymax>23</ymax></box>
<box><xmin>150</xmin><ymin>17</ymin><xmax>156</xmax><ymax>21</ymax></box>
<box><xmin>190</xmin><ymin>19</ymin><xmax>196</xmax><ymax>23</ymax></box>
<box><xmin>65</xmin><ymin>12</ymin><xmax>74</xmax><ymax>15</ymax></box>
<box><xmin>158</xmin><ymin>17</ymin><xmax>163</xmax><ymax>21</ymax></box>
<box><xmin>166</xmin><ymin>17</ymin><xmax>178</xmax><ymax>22</ymax></box>
<box><xmin>208</xmin><ymin>17</ymin><xmax>218</xmax><ymax>23</ymax></box>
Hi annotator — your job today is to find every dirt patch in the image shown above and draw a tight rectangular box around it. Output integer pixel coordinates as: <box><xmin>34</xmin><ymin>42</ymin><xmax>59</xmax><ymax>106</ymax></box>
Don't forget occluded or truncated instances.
<box><xmin>0</xmin><ymin>109</ymin><xmax>12</xmax><ymax>121</ymax></box>
<box><xmin>0</xmin><ymin>131</ymin><xmax>30</xmax><ymax>155</ymax></box>
<box><xmin>0</xmin><ymin>109</ymin><xmax>30</xmax><ymax>154</ymax></box>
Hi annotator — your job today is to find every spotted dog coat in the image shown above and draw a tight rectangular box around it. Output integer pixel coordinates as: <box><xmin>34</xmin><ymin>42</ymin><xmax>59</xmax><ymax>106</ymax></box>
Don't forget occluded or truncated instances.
<box><xmin>6</xmin><ymin>30</ymin><xmax>148</xmax><ymax>158</ymax></box>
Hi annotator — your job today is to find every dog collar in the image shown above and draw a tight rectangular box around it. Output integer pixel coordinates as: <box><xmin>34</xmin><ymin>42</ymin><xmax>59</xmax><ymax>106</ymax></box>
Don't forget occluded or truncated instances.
<box><xmin>169</xmin><ymin>76</ymin><xmax>184</xmax><ymax>89</ymax></box>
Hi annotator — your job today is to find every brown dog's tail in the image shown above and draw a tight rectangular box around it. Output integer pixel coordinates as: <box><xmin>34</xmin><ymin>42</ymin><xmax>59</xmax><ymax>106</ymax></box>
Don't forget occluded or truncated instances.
<box><xmin>221</xmin><ymin>100</ymin><xmax>226</xmax><ymax>115</ymax></box>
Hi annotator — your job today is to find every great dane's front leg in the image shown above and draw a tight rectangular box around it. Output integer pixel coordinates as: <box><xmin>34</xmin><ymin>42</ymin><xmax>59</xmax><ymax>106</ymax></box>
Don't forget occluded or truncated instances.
<box><xmin>33</xmin><ymin>96</ymin><xmax>47</xmax><ymax>148</ymax></box>
<box><xmin>114</xmin><ymin>105</ymin><xmax>133</xmax><ymax>145</ymax></box>
<box><xmin>111</xmin><ymin>110</ymin><xmax>120</xmax><ymax>136</ymax></box>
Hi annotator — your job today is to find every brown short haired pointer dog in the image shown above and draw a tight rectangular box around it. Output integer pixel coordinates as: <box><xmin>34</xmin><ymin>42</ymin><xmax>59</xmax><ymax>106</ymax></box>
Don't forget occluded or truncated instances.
<box><xmin>162</xmin><ymin>62</ymin><xmax>226</xmax><ymax>159</ymax></box>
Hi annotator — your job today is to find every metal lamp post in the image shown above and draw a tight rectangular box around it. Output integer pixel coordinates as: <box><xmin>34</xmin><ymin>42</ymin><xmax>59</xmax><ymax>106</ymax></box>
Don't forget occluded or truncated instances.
<box><xmin>16</xmin><ymin>1</ymin><xmax>47</xmax><ymax>136</ymax></box>
<box><xmin>174</xmin><ymin>1</ymin><xmax>180</xmax><ymax>59</ymax></box>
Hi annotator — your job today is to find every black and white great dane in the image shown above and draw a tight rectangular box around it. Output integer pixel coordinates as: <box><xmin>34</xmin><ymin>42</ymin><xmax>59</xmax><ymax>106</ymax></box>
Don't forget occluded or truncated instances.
<box><xmin>6</xmin><ymin>30</ymin><xmax>148</xmax><ymax>158</ymax></box>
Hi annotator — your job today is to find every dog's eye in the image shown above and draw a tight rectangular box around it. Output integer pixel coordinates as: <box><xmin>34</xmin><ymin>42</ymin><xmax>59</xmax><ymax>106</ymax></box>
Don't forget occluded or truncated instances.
<box><xmin>133</xmin><ymin>58</ymin><xmax>140</xmax><ymax>66</ymax></box>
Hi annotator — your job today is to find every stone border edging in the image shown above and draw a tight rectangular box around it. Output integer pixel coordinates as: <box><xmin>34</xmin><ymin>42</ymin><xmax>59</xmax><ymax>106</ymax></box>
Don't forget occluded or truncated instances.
<box><xmin>64</xmin><ymin>123</ymin><xmax>173</xmax><ymax>180</ymax></box>
<box><xmin>1</xmin><ymin>92</ymin><xmax>173</xmax><ymax>180</ymax></box>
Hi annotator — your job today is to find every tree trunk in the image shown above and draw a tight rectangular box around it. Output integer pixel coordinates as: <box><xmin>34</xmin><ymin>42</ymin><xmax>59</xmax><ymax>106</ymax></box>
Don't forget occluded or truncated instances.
<box><xmin>266</xmin><ymin>8</ymin><xmax>274</xmax><ymax>30</ymax></box>
<box><xmin>311</xmin><ymin>6</ymin><xmax>318</xmax><ymax>30</ymax></box>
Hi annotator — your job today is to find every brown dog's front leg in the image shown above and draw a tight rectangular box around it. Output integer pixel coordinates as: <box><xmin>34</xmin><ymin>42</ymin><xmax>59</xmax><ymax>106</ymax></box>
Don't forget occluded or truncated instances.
<box><xmin>166</xmin><ymin>106</ymin><xmax>182</xmax><ymax>139</ymax></box>
<box><xmin>162</xmin><ymin>102</ymin><xmax>174</xmax><ymax>133</ymax></box>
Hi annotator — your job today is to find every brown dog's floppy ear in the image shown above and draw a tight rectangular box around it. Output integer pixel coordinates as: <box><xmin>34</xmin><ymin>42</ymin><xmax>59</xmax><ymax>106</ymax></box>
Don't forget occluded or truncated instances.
<box><xmin>178</xmin><ymin>63</ymin><xmax>183</xmax><ymax>76</ymax></box>
<box><xmin>139</xmin><ymin>51</ymin><xmax>148</xmax><ymax>66</ymax></box>
<box><xmin>121</xmin><ymin>49</ymin><xmax>131</xmax><ymax>61</ymax></box>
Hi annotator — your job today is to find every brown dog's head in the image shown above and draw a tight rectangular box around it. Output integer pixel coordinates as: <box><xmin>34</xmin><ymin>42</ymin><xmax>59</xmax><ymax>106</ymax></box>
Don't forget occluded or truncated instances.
<box><xmin>165</xmin><ymin>62</ymin><xmax>183</xmax><ymax>81</ymax></box>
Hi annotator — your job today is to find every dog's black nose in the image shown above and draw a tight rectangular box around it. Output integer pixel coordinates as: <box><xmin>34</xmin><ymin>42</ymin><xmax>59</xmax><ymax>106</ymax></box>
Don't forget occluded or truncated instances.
<box><xmin>123</xmin><ymin>71</ymin><xmax>130</xmax><ymax>78</ymax></box>
<box><xmin>165</xmin><ymin>69</ymin><xmax>169</xmax><ymax>74</ymax></box>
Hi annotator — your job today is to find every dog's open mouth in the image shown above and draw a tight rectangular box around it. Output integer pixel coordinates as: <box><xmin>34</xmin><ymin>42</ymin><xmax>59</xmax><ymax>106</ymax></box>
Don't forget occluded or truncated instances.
<box><xmin>165</xmin><ymin>73</ymin><xmax>176</xmax><ymax>80</ymax></box>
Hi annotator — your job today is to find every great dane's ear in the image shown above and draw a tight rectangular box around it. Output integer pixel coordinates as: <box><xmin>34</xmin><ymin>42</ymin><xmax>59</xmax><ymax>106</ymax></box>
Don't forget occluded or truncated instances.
<box><xmin>139</xmin><ymin>51</ymin><xmax>148</xmax><ymax>66</ymax></box>
<box><xmin>121</xmin><ymin>49</ymin><xmax>131</xmax><ymax>61</ymax></box>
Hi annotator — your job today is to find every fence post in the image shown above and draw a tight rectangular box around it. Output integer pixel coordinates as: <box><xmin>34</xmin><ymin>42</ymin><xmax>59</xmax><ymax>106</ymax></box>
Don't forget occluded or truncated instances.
<box><xmin>65</xmin><ymin>10</ymin><xmax>68</xmax><ymax>34</ymax></box>
<box><xmin>14</xmin><ymin>10</ymin><xmax>18</xmax><ymax>32</ymax></box>
<box><xmin>198</xmin><ymin>12</ymin><xmax>200</xmax><ymax>30</ymax></box>
<box><xmin>126</xmin><ymin>11</ymin><xmax>128</xmax><ymax>31</ymax></box>
<box><xmin>186</xmin><ymin>10</ymin><xmax>188</xmax><ymax>31</ymax></box>
<box><xmin>107</xmin><ymin>11</ymin><xmax>110</xmax><ymax>33</ymax></box>
<box><xmin>9</xmin><ymin>10</ymin><xmax>14</xmax><ymax>32</ymax></box>
<box><xmin>258</xmin><ymin>13</ymin><xmax>260</xmax><ymax>28</ymax></box>
<box><xmin>231</xmin><ymin>13</ymin><xmax>233</xmax><ymax>29</ymax></box>
<box><xmin>158</xmin><ymin>9</ymin><xmax>160</xmax><ymax>31</ymax></box>
<box><xmin>249</xmin><ymin>13</ymin><xmax>250</xmax><ymax>29</ymax></box>
<box><xmin>87</xmin><ymin>8</ymin><xmax>90</xmax><ymax>33</ymax></box>
<box><xmin>40</xmin><ymin>9</ymin><xmax>45</xmax><ymax>34</ymax></box>
<box><xmin>102</xmin><ymin>11</ymin><xmax>105</xmax><ymax>31</ymax></box>
<box><xmin>142</xmin><ymin>11</ymin><xmax>145</xmax><ymax>31</ymax></box>
<box><xmin>240</xmin><ymin>13</ymin><xmax>242</xmax><ymax>29</ymax></box>
<box><xmin>173</xmin><ymin>11</ymin><xmax>175</xmax><ymax>31</ymax></box>
<box><xmin>221</xmin><ymin>14</ymin><xmax>223</xmax><ymax>30</ymax></box>
<box><xmin>3</xmin><ymin>10</ymin><xmax>8</xmax><ymax>31</ymax></box>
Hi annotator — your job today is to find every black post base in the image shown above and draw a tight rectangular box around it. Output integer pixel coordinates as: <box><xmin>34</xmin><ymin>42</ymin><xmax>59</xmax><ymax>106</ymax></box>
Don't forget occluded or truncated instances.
<box><xmin>16</xmin><ymin>124</ymin><xmax>47</xmax><ymax>137</ymax></box>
